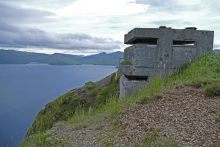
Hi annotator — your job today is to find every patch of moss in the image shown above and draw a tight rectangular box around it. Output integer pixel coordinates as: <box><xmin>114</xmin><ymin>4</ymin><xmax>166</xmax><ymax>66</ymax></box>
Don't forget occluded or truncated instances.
<box><xmin>121</xmin><ymin>61</ymin><xmax>132</xmax><ymax>65</ymax></box>
<box><xmin>204</xmin><ymin>83</ymin><xmax>220</xmax><ymax>96</ymax></box>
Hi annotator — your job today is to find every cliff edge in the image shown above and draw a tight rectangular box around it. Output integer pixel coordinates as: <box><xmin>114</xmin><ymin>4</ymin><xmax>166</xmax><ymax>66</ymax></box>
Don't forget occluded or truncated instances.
<box><xmin>23</xmin><ymin>72</ymin><xmax>121</xmax><ymax>142</ymax></box>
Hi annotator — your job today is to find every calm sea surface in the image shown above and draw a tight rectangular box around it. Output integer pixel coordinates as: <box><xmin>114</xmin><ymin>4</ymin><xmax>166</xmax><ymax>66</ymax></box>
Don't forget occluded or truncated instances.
<box><xmin>0</xmin><ymin>64</ymin><xmax>117</xmax><ymax>147</ymax></box>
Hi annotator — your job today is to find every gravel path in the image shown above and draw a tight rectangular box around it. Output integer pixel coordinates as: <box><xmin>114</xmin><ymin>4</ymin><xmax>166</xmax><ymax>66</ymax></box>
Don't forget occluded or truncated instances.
<box><xmin>48</xmin><ymin>85</ymin><xmax>220</xmax><ymax>147</ymax></box>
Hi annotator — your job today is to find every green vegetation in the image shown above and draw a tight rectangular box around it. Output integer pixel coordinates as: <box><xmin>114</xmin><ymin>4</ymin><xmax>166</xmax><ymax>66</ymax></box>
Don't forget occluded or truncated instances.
<box><xmin>141</xmin><ymin>129</ymin><xmax>179</xmax><ymax>147</ymax></box>
<box><xmin>215</xmin><ymin>113</ymin><xmax>220</xmax><ymax>122</ymax></box>
<box><xmin>0</xmin><ymin>50</ymin><xmax>123</xmax><ymax>65</ymax></box>
<box><xmin>21</xmin><ymin>52</ymin><xmax>220</xmax><ymax>146</ymax></box>
<box><xmin>24</xmin><ymin>72</ymin><xmax>121</xmax><ymax>140</ymax></box>
<box><xmin>105</xmin><ymin>141</ymin><xmax>113</xmax><ymax>146</ymax></box>
<box><xmin>204</xmin><ymin>83</ymin><xmax>220</xmax><ymax>96</ymax></box>
<box><xmin>111</xmin><ymin>119</ymin><xmax>119</xmax><ymax>126</ymax></box>
<box><xmin>159</xmin><ymin>26</ymin><xmax>166</xmax><ymax>28</ymax></box>
<box><xmin>121</xmin><ymin>61</ymin><xmax>132</xmax><ymax>65</ymax></box>
<box><xmin>95</xmin><ymin>124</ymin><xmax>104</xmax><ymax>130</ymax></box>
<box><xmin>20</xmin><ymin>132</ymin><xmax>52</xmax><ymax>147</ymax></box>
<box><xmin>95</xmin><ymin>72</ymin><xmax>121</xmax><ymax>106</ymax></box>
<box><xmin>55</xmin><ymin>138</ymin><xmax>63</xmax><ymax>145</ymax></box>
<box><xmin>119</xmin><ymin>131</ymin><xmax>126</xmax><ymax>137</ymax></box>
<box><xmin>96</xmin><ymin>136</ymin><xmax>105</xmax><ymax>141</ymax></box>
<box><xmin>141</xmin><ymin>129</ymin><xmax>160</xmax><ymax>147</ymax></box>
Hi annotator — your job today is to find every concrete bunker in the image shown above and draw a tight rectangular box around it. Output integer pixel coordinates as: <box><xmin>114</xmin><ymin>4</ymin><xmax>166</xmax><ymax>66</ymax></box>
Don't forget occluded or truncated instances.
<box><xmin>119</xmin><ymin>26</ymin><xmax>214</xmax><ymax>98</ymax></box>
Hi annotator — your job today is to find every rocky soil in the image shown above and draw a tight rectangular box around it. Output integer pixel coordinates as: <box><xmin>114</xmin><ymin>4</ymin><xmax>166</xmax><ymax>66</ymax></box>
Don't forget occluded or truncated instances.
<box><xmin>47</xmin><ymin>85</ymin><xmax>220</xmax><ymax>147</ymax></box>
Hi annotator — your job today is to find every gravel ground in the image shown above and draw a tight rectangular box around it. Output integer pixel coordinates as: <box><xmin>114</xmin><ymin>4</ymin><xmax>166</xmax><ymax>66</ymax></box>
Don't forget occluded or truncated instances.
<box><xmin>48</xmin><ymin>85</ymin><xmax>220</xmax><ymax>147</ymax></box>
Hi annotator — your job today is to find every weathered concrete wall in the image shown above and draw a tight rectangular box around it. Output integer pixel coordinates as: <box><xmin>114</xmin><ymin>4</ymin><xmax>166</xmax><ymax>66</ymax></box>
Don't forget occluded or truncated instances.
<box><xmin>121</xmin><ymin>28</ymin><xmax>214</xmax><ymax>77</ymax></box>
<box><xmin>120</xmin><ymin>75</ymin><xmax>149</xmax><ymax>98</ymax></box>
<box><xmin>120</xmin><ymin>27</ymin><xmax>214</xmax><ymax>98</ymax></box>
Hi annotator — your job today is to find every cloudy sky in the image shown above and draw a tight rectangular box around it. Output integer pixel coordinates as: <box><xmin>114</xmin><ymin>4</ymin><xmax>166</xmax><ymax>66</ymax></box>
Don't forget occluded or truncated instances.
<box><xmin>0</xmin><ymin>0</ymin><xmax>219</xmax><ymax>55</ymax></box>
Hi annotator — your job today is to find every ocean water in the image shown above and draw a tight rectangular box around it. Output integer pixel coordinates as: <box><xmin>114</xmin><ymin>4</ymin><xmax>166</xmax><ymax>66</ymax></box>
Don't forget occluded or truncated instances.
<box><xmin>0</xmin><ymin>64</ymin><xmax>117</xmax><ymax>147</ymax></box>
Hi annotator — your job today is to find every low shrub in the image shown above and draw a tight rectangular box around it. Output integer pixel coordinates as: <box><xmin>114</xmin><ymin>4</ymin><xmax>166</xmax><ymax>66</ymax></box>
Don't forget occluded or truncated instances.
<box><xmin>121</xmin><ymin>61</ymin><xmax>132</xmax><ymax>65</ymax></box>
<box><xmin>204</xmin><ymin>83</ymin><xmax>220</xmax><ymax>96</ymax></box>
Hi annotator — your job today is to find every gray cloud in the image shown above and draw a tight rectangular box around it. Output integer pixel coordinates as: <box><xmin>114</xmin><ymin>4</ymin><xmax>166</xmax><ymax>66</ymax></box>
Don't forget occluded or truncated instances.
<box><xmin>0</xmin><ymin>22</ymin><xmax>122</xmax><ymax>50</ymax></box>
<box><xmin>0</xmin><ymin>4</ymin><xmax>56</xmax><ymax>24</ymax></box>
<box><xmin>0</xmin><ymin>0</ymin><xmax>76</xmax><ymax>9</ymax></box>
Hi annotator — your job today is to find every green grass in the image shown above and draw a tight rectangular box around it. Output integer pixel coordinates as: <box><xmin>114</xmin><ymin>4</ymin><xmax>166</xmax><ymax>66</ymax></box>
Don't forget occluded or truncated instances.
<box><xmin>141</xmin><ymin>129</ymin><xmax>160</xmax><ymax>147</ymax></box>
<box><xmin>95</xmin><ymin>124</ymin><xmax>104</xmax><ymax>130</ymax></box>
<box><xmin>204</xmin><ymin>83</ymin><xmax>220</xmax><ymax>96</ymax></box>
<box><xmin>105</xmin><ymin>141</ymin><xmax>114</xmax><ymax>146</ymax></box>
<box><xmin>215</xmin><ymin>113</ymin><xmax>220</xmax><ymax>122</ymax></box>
<box><xmin>55</xmin><ymin>138</ymin><xmax>63</xmax><ymax>145</ymax></box>
<box><xmin>141</xmin><ymin>129</ymin><xmax>179</xmax><ymax>147</ymax></box>
<box><xmin>21</xmin><ymin>52</ymin><xmax>220</xmax><ymax>146</ymax></box>
<box><xmin>96</xmin><ymin>136</ymin><xmax>105</xmax><ymax>141</ymax></box>
<box><xmin>111</xmin><ymin>120</ymin><xmax>119</xmax><ymax>126</ymax></box>
<box><xmin>119</xmin><ymin>131</ymin><xmax>126</xmax><ymax>137</ymax></box>
<box><xmin>24</xmin><ymin>72</ymin><xmax>120</xmax><ymax>139</ymax></box>
<box><xmin>20</xmin><ymin>132</ymin><xmax>52</xmax><ymax>147</ymax></box>
<box><xmin>121</xmin><ymin>61</ymin><xmax>132</xmax><ymax>65</ymax></box>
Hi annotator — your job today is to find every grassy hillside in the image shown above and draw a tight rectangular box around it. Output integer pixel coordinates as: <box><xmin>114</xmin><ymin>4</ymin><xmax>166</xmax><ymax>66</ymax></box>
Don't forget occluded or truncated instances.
<box><xmin>21</xmin><ymin>52</ymin><xmax>220</xmax><ymax>146</ymax></box>
<box><xmin>23</xmin><ymin>72</ymin><xmax>121</xmax><ymax>140</ymax></box>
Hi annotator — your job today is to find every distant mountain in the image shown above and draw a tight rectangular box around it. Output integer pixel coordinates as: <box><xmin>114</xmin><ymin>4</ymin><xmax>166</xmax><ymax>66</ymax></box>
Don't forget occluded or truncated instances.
<box><xmin>78</xmin><ymin>51</ymin><xmax>123</xmax><ymax>65</ymax></box>
<box><xmin>213</xmin><ymin>49</ymin><xmax>220</xmax><ymax>54</ymax></box>
<box><xmin>0</xmin><ymin>50</ymin><xmax>123</xmax><ymax>65</ymax></box>
<box><xmin>0</xmin><ymin>50</ymin><xmax>49</xmax><ymax>64</ymax></box>
<box><xmin>38</xmin><ymin>53</ymin><xmax>81</xmax><ymax>65</ymax></box>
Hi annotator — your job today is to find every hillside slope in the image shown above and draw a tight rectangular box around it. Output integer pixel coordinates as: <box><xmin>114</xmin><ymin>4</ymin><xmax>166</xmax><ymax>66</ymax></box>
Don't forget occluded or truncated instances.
<box><xmin>23</xmin><ymin>72</ymin><xmax>121</xmax><ymax>141</ymax></box>
<box><xmin>21</xmin><ymin>52</ymin><xmax>220</xmax><ymax>146</ymax></box>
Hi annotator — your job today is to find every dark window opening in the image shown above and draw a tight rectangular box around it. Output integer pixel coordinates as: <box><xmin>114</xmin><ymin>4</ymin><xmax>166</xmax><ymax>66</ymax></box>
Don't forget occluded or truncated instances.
<box><xmin>126</xmin><ymin>75</ymin><xmax>149</xmax><ymax>81</ymax></box>
<box><xmin>130</xmin><ymin>37</ymin><xmax>158</xmax><ymax>45</ymax></box>
<box><xmin>173</xmin><ymin>40</ymin><xmax>195</xmax><ymax>46</ymax></box>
